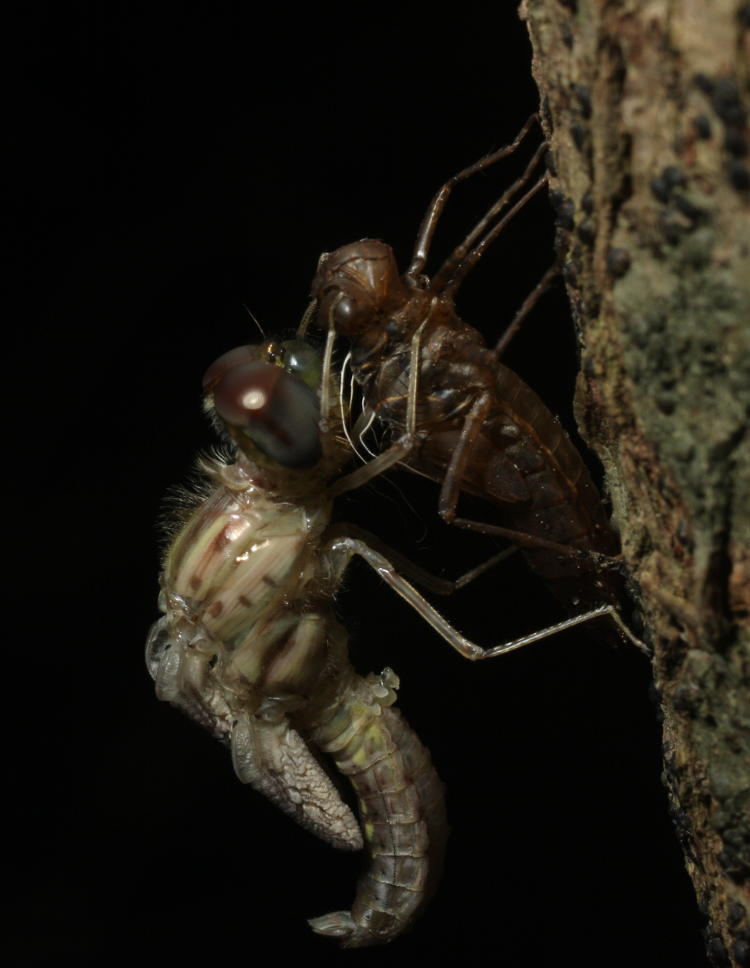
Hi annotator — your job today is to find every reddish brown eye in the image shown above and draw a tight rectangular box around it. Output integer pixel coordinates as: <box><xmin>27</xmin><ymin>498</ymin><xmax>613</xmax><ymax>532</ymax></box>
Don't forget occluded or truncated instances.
<box><xmin>332</xmin><ymin>293</ymin><xmax>356</xmax><ymax>326</ymax></box>
<box><xmin>209</xmin><ymin>360</ymin><xmax>322</xmax><ymax>469</ymax></box>
<box><xmin>202</xmin><ymin>345</ymin><xmax>257</xmax><ymax>394</ymax></box>
<box><xmin>315</xmin><ymin>288</ymin><xmax>362</xmax><ymax>339</ymax></box>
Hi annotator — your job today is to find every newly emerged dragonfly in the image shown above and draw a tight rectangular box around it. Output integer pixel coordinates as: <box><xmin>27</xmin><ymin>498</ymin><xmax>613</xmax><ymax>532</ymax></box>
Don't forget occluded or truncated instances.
<box><xmin>308</xmin><ymin>117</ymin><xmax>629</xmax><ymax>625</ymax></box>
<box><xmin>146</xmin><ymin>335</ymin><xmax>607</xmax><ymax>946</ymax></box>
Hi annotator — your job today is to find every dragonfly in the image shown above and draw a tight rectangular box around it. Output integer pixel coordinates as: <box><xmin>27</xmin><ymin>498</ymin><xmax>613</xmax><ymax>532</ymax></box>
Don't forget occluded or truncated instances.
<box><xmin>146</xmin><ymin>334</ymin><xmax>609</xmax><ymax>946</ymax></box>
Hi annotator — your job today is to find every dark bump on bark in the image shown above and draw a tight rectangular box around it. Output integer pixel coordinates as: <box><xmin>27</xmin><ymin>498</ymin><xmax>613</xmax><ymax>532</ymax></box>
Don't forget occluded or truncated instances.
<box><xmin>662</xmin><ymin>165</ymin><xmax>686</xmax><ymax>189</ymax></box>
<box><xmin>560</xmin><ymin>19</ymin><xmax>574</xmax><ymax>49</ymax></box>
<box><xmin>576</xmin><ymin>218</ymin><xmax>596</xmax><ymax>247</ymax></box>
<box><xmin>606</xmin><ymin>247</ymin><xmax>631</xmax><ymax>278</ymax></box>
<box><xmin>694</xmin><ymin>72</ymin><xmax>715</xmax><ymax>96</ymax></box>
<box><xmin>738</xmin><ymin>2</ymin><xmax>750</xmax><ymax>27</ymax></box>
<box><xmin>729</xmin><ymin>901</ymin><xmax>748</xmax><ymax>928</ymax></box>
<box><xmin>560</xmin><ymin>200</ymin><xmax>576</xmax><ymax>231</ymax></box>
<box><xmin>651</xmin><ymin>176</ymin><xmax>670</xmax><ymax>203</ymax></box>
<box><xmin>712</xmin><ymin>77</ymin><xmax>746</xmax><ymax>127</ymax></box>
<box><xmin>693</xmin><ymin>114</ymin><xmax>712</xmax><ymax>139</ymax></box>
<box><xmin>581</xmin><ymin>190</ymin><xmax>594</xmax><ymax>214</ymax></box>
<box><xmin>548</xmin><ymin>188</ymin><xmax>565</xmax><ymax>212</ymax></box>
<box><xmin>556</xmin><ymin>199</ymin><xmax>576</xmax><ymax>231</ymax></box>
<box><xmin>572</xmin><ymin>83</ymin><xmax>592</xmax><ymax>119</ymax></box>
<box><xmin>570</xmin><ymin>122</ymin><xmax>587</xmax><ymax>151</ymax></box>
<box><xmin>556</xmin><ymin>0</ymin><xmax>578</xmax><ymax>10</ymax></box>
<box><xmin>613</xmin><ymin>166</ymin><xmax>633</xmax><ymax>221</ymax></box>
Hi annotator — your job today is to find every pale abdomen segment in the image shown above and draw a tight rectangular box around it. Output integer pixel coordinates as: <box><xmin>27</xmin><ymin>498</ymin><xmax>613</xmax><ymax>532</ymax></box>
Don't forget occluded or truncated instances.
<box><xmin>307</xmin><ymin>670</ymin><xmax>447</xmax><ymax>947</ymax></box>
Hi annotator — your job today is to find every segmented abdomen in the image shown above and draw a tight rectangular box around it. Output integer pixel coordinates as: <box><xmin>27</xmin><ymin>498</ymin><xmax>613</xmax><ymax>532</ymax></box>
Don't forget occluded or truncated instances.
<box><xmin>401</xmin><ymin>356</ymin><xmax>621</xmax><ymax>610</ymax></box>
<box><xmin>487</xmin><ymin>362</ymin><xmax>622</xmax><ymax>606</ymax></box>
<box><xmin>306</xmin><ymin>669</ymin><xmax>447</xmax><ymax>948</ymax></box>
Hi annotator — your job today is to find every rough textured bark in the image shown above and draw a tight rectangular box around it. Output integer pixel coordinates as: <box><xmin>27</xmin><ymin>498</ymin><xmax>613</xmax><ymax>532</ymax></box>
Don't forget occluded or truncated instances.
<box><xmin>521</xmin><ymin>1</ymin><xmax>750</xmax><ymax>964</ymax></box>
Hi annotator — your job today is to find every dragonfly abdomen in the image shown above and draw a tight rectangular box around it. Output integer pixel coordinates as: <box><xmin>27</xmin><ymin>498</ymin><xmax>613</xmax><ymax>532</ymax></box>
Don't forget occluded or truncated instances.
<box><xmin>308</xmin><ymin>669</ymin><xmax>447</xmax><ymax>947</ymax></box>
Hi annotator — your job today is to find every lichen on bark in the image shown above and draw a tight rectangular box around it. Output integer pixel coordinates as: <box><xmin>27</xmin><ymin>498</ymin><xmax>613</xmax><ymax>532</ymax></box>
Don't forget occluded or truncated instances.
<box><xmin>521</xmin><ymin>1</ymin><xmax>750</xmax><ymax>964</ymax></box>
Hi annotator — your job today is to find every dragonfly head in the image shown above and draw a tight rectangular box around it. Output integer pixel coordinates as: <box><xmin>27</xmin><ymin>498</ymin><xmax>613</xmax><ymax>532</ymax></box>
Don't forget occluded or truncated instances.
<box><xmin>202</xmin><ymin>339</ymin><xmax>325</xmax><ymax>470</ymax></box>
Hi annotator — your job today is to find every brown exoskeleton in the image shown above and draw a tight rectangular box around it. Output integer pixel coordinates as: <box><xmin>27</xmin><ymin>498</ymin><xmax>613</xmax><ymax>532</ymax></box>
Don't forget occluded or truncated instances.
<box><xmin>308</xmin><ymin>116</ymin><xmax>640</xmax><ymax>641</ymax></box>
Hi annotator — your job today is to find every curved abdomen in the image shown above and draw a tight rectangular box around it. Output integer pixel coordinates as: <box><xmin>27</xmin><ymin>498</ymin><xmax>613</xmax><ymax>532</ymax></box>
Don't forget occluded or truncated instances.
<box><xmin>306</xmin><ymin>669</ymin><xmax>447</xmax><ymax>947</ymax></box>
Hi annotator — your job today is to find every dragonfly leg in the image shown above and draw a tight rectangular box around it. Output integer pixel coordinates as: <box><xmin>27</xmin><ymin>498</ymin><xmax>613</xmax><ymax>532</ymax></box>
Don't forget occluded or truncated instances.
<box><xmin>438</xmin><ymin>172</ymin><xmax>549</xmax><ymax>297</ymax></box>
<box><xmin>324</xmin><ymin>536</ymin><xmax>649</xmax><ymax>660</ymax></box>
<box><xmin>329</xmin><ymin>431</ymin><xmax>419</xmax><ymax>496</ymax></box>
<box><xmin>437</xmin><ymin>392</ymin><xmax>492</xmax><ymax>524</ymax></box>
<box><xmin>450</xmin><ymin>516</ymin><xmax>621</xmax><ymax>566</ymax></box>
<box><xmin>407</xmin><ymin>113</ymin><xmax>541</xmax><ymax>281</ymax></box>
<box><xmin>434</xmin><ymin>158</ymin><xmax>548</xmax><ymax>296</ymax></box>
<box><xmin>494</xmin><ymin>258</ymin><xmax>562</xmax><ymax>359</ymax></box>
<box><xmin>326</xmin><ymin>522</ymin><xmax>516</xmax><ymax>596</ymax></box>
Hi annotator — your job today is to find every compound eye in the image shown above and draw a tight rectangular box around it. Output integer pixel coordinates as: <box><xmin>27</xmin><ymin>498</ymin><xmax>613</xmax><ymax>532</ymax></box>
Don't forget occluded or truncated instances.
<box><xmin>208</xmin><ymin>359</ymin><xmax>322</xmax><ymax>469</ymax></box>
<box><xmin>202</xmin><ymin>345</ymin><xmax>258</xmax><ymax>394</ymax></box>
<box><xmin>317</xmin><ymin>290</ymin><xmax>361</xmax><ymax>338</ymax></box>
<box><xmin>280</xmin><ymin>339</ymin><xmax>322</xmax><ymax>391</ymax></box>
<box><xmin>331</xmin><ymin>293</ymin><xmax>356</xmax><ymax>328</ymax></box>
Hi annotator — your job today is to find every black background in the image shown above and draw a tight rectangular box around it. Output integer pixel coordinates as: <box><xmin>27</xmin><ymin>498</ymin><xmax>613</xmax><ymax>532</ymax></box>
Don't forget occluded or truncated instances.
<box><xmin>12</xmin><ymin>4</ymin><xmax>708</xmax><ymax>966</ymax></box>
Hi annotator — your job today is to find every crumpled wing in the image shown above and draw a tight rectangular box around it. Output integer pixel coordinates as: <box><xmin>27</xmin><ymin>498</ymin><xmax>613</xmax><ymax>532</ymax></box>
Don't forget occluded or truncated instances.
<box><xmin>145</xmin><ymin>617</ymin><xmax>232</xmax><ymax>742</ymax></box>
<box><xmin>231</xmin><ymin>712</ymin><xmax>363</xmax><ymax>851</ymax></box>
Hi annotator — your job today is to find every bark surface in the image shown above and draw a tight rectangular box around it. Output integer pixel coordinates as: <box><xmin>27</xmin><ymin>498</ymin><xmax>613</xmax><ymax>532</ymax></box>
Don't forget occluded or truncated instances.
<box><xmin>521</xmin><ymin>1</ymin><xmax>750</xmax><ymax>964</ymax></box>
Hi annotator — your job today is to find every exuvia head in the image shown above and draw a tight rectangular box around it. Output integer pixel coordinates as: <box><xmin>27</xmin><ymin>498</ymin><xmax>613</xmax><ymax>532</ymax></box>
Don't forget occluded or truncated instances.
<box><xmin>202</xmin><ymin>339</ymin><xmax>323</xmax><ymax>469</ymax></box>
<box><xmin>311</xmin><ymin>240</ymin><xmax>410</xmax><ymax>339</ymax></box>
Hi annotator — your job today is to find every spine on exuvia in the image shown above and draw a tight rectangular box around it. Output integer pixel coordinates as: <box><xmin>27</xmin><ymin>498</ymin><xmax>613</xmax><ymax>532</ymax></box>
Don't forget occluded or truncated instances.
<box><xmin>306</xmin><ymin>669</ymin><xmax>447</xmax><ymax>947</ymax></box>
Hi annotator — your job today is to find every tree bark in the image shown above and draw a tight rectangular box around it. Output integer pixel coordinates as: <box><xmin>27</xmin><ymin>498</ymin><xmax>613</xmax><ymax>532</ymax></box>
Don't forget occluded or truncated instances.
<box><xmin>521</xmin><ymin>1</ymin><xmax>750</xmax><ymax>964</ymax></box>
